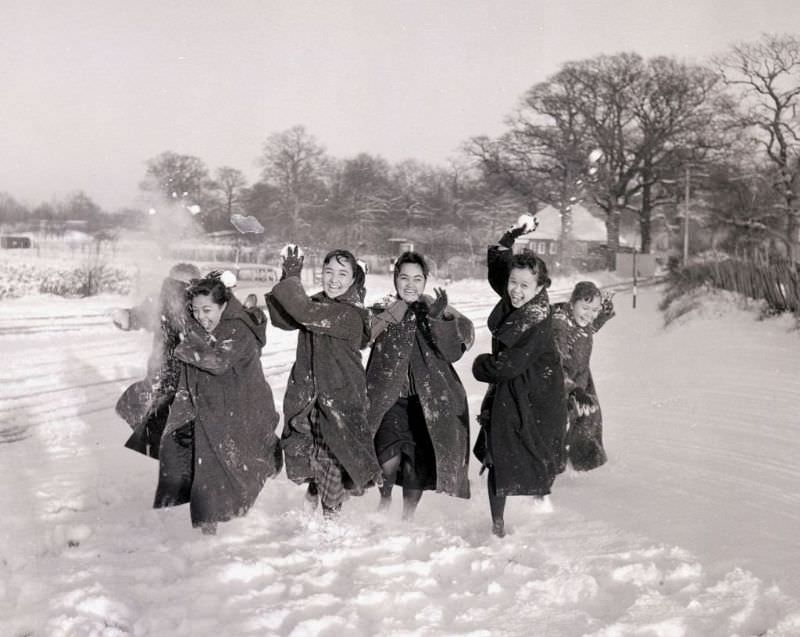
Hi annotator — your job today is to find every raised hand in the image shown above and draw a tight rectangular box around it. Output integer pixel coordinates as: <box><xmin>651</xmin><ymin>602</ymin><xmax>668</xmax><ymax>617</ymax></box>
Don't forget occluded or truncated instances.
<box><xmin>280</xmin><ymin>244</ymin><xmax>304</xmax><ymax>280</ymax></box>
<box><xmin>428</xmin><ymin>287</ymin><xmax>448</xmax><ymax>318</ymax></box>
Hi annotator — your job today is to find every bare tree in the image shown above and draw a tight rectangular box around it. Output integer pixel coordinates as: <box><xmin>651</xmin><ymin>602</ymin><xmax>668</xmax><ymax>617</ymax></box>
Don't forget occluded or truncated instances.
<box><xmin>258</xmin><ymin>125</ymin><xmax>328</xmax><ymax>237</ymax></box>
<box><xmin>715</xmin><ymin>33</ymin><xmax>800</xmax><ymax>260</ymax></box>
<box><xmin>212</xmin><ymin>166</ymin><xmax>248</xmax><ymax>225</ymax></box>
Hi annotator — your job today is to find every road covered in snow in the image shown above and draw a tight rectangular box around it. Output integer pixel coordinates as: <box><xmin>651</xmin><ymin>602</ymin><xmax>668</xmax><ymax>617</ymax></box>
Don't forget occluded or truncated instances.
<box><xmin>1</xmin><ymin>276</ymin><xmax>799</xmax><ymax>636</ymax></box>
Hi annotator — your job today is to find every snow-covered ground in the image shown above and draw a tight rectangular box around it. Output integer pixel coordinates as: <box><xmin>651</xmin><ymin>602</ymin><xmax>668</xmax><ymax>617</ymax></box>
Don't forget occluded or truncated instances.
<box><xmin>1</xmin><ymin>275</ymin><xmax>799</xmax><ymax>637</ymax></box>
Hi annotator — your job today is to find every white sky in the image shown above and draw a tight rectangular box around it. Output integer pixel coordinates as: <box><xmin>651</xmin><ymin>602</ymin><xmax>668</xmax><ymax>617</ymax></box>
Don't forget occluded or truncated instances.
<box><xmin>3</xmin><ymin>0</ymin><xmax>799</xmax><ymax>210</ymax></box>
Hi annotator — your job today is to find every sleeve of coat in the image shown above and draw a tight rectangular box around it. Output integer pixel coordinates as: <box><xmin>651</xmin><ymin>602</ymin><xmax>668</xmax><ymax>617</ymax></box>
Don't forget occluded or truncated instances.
<box><xmin>472</xmin><ymin>332</ymin><xmax>544</xmax><ymax>383</ymax></box>
<box><xmin>127</xmin><ymin>297</ymin><xmax>159</xmax><ymax>332</ymax></box>
<box><xmin>427</xmin><ymin>309</ymin><xmax>474</xmax><ymax>363</ymax></box>
<box><xmin>268</xmin><ymin>277</ymin><xmax>363</xmax><ymax>341</ymax></box>
<box><xmin>592</xmin><ymin>305</ymin><xmax>615</xmax><ymax>332</ymax></box>
<box><xmin>265</xmin><ymin>291</ymin><xmax>300</xmax><ymax>332</ymax></box>
<box><xmin>174</xmin><ymin>322</ymin><xmax>257</xmax><ymax>375</ymax></box>
<box><xmin>552</xmin><ymin>316</ymin><xmax>579</xmax><ymax>394</ymax></box>
<box><xmin>369</xmin><ymin>299</ymin><xmax>408</xmax><ymax>344</ymax></box>
<box><xmin>487</xmin><ymin>244</ymin><xmax>512</xmax><ymax>297</ymax></box>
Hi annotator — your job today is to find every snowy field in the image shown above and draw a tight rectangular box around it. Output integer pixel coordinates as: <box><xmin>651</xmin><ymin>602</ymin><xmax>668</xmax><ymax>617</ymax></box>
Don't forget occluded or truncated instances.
<box><xmin>1</xmin><ymin>274</ymin><xmax>800</xmax><ymax>636</ymax></box>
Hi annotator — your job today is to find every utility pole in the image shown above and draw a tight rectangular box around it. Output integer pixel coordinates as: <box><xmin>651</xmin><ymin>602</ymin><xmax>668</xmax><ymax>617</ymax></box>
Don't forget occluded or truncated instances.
<box><xmin>683</xmin><ymin>164</ymin><xmax>691</xmax><ymax>265</ymax></box>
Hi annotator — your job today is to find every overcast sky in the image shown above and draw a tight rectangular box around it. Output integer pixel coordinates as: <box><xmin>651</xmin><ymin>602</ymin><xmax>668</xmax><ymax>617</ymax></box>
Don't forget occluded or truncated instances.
<box><xmin>3</xmin><ymin>0</ymin><xmax>799</xmax><ymax>210</ymax></box>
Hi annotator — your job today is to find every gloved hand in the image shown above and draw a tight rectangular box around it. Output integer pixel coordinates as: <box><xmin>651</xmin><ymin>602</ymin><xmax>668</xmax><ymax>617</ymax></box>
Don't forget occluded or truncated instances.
<box><xmin>498</xmin><ymin>225</ymin><xmax>528</xmax><ymax>248</ymax></box>
<box><xmin>600</xmin><ymin>291</ymin><xmax>615</xmax><ymax>316</ymax></box>
<box><xmin>428</xmin><ymin>287</ymin><xmax>448</xmax><ymax>318</ymax></box>
<box><xmin>281</xmin><ymin>245</ymin><xmax>304</xmax><ymax>280</ymax></box>
<box><xmin>570</xmin><ymin>387</ymin><xmax>596</xmax><ymax>415</ymax></box>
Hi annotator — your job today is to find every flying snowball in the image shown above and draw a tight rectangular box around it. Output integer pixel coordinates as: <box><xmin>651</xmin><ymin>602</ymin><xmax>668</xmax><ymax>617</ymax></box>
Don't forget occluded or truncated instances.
<box><xmin>589</xmin><ymin>148</ymin><xmax>604</xmax><ymax>164</ymax></box>
<box><xmin>148</xmin><ymin>207</ymin><xmax>157</xmax><ymax>216</ymax></box>
<box><xmin>186</xmin><ymin>204</ymin><xmax>201</xmax><ymax>215</ymax></box>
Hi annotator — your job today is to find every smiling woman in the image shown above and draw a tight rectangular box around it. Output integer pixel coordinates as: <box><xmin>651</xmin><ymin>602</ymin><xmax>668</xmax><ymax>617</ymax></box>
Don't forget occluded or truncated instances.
<box><xmin>265</xmin><ymin>246</ymin><xmax>380</xmax><ymax>519</ymax></box>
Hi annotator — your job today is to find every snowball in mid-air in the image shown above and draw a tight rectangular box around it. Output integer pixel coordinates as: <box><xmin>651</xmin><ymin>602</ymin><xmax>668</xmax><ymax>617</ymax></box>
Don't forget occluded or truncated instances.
<box><xmin>187</xmin><ymin>204</ymin><xmax>201</xmax><ymax>215</ymax></box>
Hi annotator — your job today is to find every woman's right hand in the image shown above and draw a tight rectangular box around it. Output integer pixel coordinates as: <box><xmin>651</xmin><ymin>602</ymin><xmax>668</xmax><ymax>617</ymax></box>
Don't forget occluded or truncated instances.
<box><xmin>110</xmin><ymin>308</ymin><xmax>130</xmax><ymax>330</ymax></box>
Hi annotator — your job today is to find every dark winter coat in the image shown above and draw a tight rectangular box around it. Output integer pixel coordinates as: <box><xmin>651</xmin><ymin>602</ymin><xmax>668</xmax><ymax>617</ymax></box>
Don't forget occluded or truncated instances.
<box><xmin>366</xmin><ymin>296</ymin><xmax>475</xmax><ymax>498</ymax></box>
<box><xmin>552</xmin><ymin>301</ymin><xmax>614</xmax><ymax>471</ymax></box>
<box><xmin>154</xmin><ymin>297</ymin><xmax>282</xmax><ymax>526</ymax></box>
<box><xmin>266</xmin><ymin>277</ymin><xmax>381</xmax><ymax>489</ymax></box>
<box><xmin>115</xmin><ymin>278</ymin><xmax>190</xmax><ymax>458</ymax></box>
<box><xmin>472</xmin><ymin>245</ymin><xmax>567</xmax><ymax>496</ymax></box>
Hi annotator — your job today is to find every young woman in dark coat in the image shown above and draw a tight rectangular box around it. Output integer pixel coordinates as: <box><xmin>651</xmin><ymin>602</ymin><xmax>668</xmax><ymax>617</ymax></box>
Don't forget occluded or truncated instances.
<box><xmin>366</xmin><ymin>251</ymin><xmax>475</xmax><ymax>520</ymax></box>
<box><xmin>154</xmin><ymin>273</ymin><xmax>282</xmax><ymax>534</ymax></box>
<box><xmin>472</xmin><ymin>228</ymin><xmax>567</xmax><ymax>538</ymax></box>
<box><xmin>112</xmin><ymin>262</ymin><xmax>200</xmax><ymax>459</ymax></box>
<box><xmin>266</xmin><ymin>247</ymin><xmax>381</xmax><ymax>518</ymax></box>
<box><xmin>552</xmin><ymin>281</ymin><xmax>615</xmax><ymax>472</ymax></box>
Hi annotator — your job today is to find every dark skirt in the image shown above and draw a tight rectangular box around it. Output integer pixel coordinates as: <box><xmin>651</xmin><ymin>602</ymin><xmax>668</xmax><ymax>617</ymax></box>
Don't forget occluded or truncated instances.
<box><xmin>374</xmin><ymin>396</ymin><xmax>436</xmax><ymax>490</ymax></box>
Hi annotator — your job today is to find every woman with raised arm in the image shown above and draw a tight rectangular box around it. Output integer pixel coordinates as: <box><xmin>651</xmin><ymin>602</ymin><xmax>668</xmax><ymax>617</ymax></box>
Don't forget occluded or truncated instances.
<box><xmin>266</xmin><ymin>247</ymin><xmax>380</xmax><ymax>519</ymax></box>
<box><xmin>552</xmin><ymin>281</ymin><xmax>615</xmax><ymax>472</ymax></box>
<box><xmin>472</xmin><ymin>223</ymin><xmax>567</xmax><ymax>538</ymax></box>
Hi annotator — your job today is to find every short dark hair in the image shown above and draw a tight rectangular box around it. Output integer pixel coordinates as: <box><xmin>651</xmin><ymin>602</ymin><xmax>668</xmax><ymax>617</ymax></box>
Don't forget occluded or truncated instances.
<box><xmin>187</xmin><ymin>273</ymin><xmax>231</xmax><ymax>305</ymax></box>
<box><xmin>394</xmin><ymin>251</ymin><xmax>429</xmax><ymax>280</ymax></box>
<box><xmin>570</xmin><ymin>281</ymin><xmax>601</xmax><ymax>305</ymax></box>
<box><xmin>510</xmin><ymin>251</ymin><xmax>551</xmax><ymax>288</ymax></box>
<box><xmin>323</xmin><ymin>249</ymin><xmax>365</xmax><ymax>291</ymax></box>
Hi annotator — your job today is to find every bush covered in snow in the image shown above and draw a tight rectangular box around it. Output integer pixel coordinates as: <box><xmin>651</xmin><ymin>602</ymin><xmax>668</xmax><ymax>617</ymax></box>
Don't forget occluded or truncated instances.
<box><xmin>0</xmin><ymin>261</ymin><xmax>133</xmax><ymax>299</ymax></box>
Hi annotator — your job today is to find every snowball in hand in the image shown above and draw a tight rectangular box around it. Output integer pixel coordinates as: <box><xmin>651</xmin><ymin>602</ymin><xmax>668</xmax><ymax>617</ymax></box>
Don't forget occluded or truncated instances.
<box><xmin>516</xmin><ymin>214</ymin><xmax>537</xmax><ymax>233</ymax></box>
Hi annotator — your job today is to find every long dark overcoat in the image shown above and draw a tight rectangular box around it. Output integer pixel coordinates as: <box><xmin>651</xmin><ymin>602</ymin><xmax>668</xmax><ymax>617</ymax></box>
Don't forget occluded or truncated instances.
<box><xmin>115</xmin><ymin>278</ymin><xmax>189</xmax><ymax>458</ymax></box>
<box><xmin>266</xmin><ymin>277</ymin><xmax>381</xmax><ymax>490</ymax></box>
<box><xmin>552</xmin><ymin>301</ymin><xmax>614</xmax><ymax>471</ymax></box>
<box><xmin>472</xmin><ymin>245</ymin><xmax>567</xmax><ymax>496</ymax></box>
<box><xmin>155</xmin><ymin>297</ymin><xmax>282</xmax><ymax>526</ymax></box>
<box><xmin>366</xmin><ymin>296</ymin><xmax>475</xmax><ymax>498</ymax></box>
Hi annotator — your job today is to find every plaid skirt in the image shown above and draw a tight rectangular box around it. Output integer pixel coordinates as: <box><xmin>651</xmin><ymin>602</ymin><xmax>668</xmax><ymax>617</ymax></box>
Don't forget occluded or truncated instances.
<box><xmin>309</xmin><ymin>407</ymin><xmax>347</xmax><ymax>508</ymax></box>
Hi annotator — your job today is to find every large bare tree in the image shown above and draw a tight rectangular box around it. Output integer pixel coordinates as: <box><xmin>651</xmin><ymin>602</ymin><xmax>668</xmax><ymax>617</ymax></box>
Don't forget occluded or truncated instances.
<box><xmin>715</xmin><ymin>33</ymin><xmax>800</xmax><ymax>260</ymax></box>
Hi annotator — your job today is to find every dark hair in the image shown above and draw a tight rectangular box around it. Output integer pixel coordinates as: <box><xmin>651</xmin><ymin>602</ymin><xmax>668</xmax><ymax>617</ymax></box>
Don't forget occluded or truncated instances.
<box><xmin>510</xmin><ymin>251</ymin><xmax>551</xmax><ymax>288</ymax></box>
<box><xmin>322</xmin><ymin>249</ymin><xmax>365</xmax><ymax>291</ymax></box>
<box><xmin>394</xmin><ymin>251</ymin><xmax>429</xmax><ymax>281</ymax></box>
<box><xmin>570</xmin><ymin>281</ymin><xmax>601</xmax><ymax>305</ymax></box>
<box><xmin>187</xmin><ymin>272</ymin><xmax>231</xmax><ymax>305</ymax></box>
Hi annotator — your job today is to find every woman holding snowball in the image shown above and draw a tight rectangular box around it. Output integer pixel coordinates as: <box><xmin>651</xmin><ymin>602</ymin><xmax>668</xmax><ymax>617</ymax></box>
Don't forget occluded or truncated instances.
<box><xmin>154</xmin><ymin>271</ymin><xmax>282</xmax><ymax>534</ymax></box>
<box><xmin>472</xmin><ymin>218</ymin><xmax>567</xmax><ymax>537</ymax></box>
<box><xmin>266</xmin><ymin>246</ymin><xmax>380</xmax><ymax>519</ymax></box>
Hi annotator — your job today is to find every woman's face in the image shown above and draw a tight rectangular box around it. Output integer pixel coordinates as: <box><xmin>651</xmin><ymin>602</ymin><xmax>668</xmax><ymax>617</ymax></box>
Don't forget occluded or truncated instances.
<box><xmin>572</xmin><ymin>296</ymin><xmax>602</xmax><ymax>327</ymax></box>
<box><xmin>322</xmin><ymin>257</ymin><xmax>355</xmax><ymax>299</ymax></box>
<box><xmin>191</xmin><ymin>293</ymin><xmax>226</xmax><ymax>332</ymax></box>
<box><xmin>507</xmin><ymin>267</ymin><xmax>542</xmax><ymax>308</ymax></box>
<box><xmin>395</xmin><ymin>262</ymin><xmax>427</xmax><ymax>303</ymax></box>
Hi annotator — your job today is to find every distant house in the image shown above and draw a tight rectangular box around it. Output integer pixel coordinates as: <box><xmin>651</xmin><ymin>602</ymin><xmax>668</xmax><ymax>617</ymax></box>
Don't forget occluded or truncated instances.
<box><xmin>515</xmin><ymin>204</ymin><xmax>609</xmax><ymax>257</ymax></box>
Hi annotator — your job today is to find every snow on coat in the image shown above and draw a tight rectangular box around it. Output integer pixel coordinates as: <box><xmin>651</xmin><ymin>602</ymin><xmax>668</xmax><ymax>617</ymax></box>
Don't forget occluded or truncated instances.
<box><xmin>552</xmin><ymin>301</ymin><xmax>614</xmax><ymax>471</ymax></box>
<box><xmin>472</xmin><ymin>245</ymin><xmax>567</xmax><ymax>496</ymax></box>
<box><xmin>115</xmin><ymin>277</ymin><xmax>190</xmax><ymax>458</ymax></box>
<box><xmin>266</xmin><ymin>277</ymin><xmax>381</xmax><ymax>490</ymax></box>
<box><xmin>155</xmin><ymin>297</ymin><xmax>282</xmax><ymax>526</ymax></box>
<box><xmin>366</xmin><ymin>296</ymin><xmax>475</xmax><ymax>499</ymax></box>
